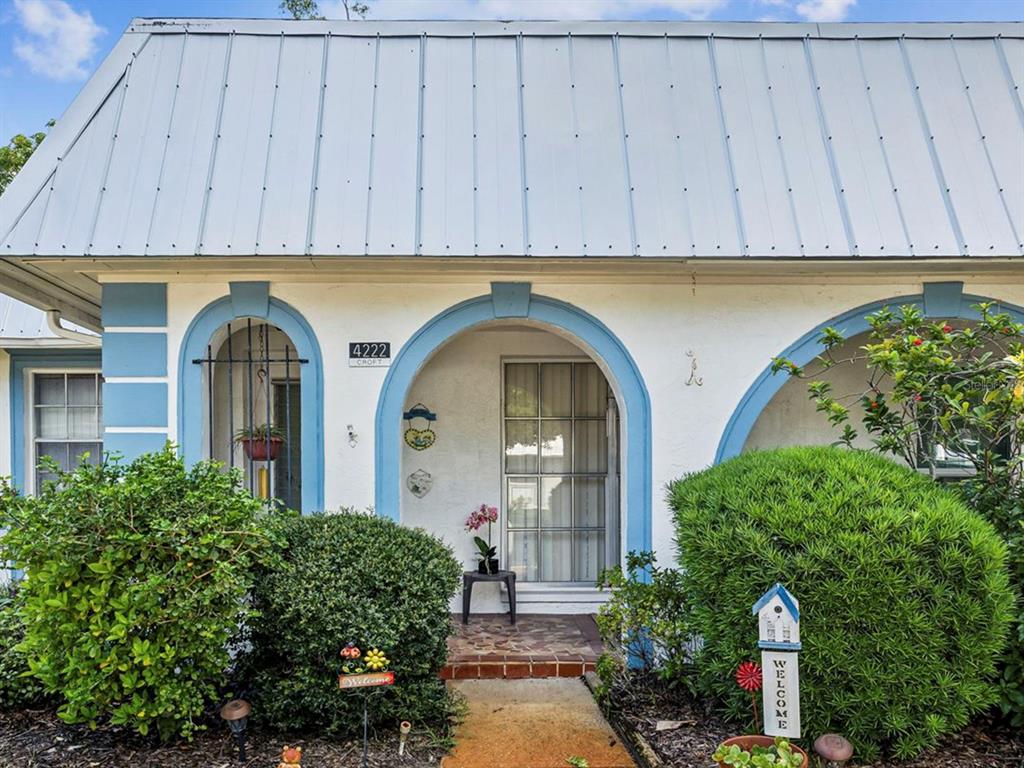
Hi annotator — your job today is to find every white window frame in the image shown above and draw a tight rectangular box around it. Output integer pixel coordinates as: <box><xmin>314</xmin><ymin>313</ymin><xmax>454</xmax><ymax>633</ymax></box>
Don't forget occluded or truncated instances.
<box><xmin>23</xmin><ymin>368</ymin><xmax>103</xmax><ymax>495</ymax></box>
<box><xmin>499</xmin><ymin>356</ymin><xmax>621</xmax><ymax>587</ymax></box>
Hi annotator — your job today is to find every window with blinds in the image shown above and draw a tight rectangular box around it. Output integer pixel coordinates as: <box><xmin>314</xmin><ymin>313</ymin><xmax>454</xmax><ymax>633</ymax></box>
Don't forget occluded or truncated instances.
<box><xmin>32</xmin><ymin>372</ymin><xmax>103</xmax><ymax>492</ymax></box>
<box><xmin>503</xmin><ymin>361</ymin><xmax>618</xmax><ymax>583</ymax></box>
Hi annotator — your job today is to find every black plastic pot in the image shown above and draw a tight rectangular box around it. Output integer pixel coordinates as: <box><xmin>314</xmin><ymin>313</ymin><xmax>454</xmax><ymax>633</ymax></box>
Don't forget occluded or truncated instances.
<box><xmin>477</xmin><ymin>558</ymin><xmax>500</xmax><ymax>575</ymax></box>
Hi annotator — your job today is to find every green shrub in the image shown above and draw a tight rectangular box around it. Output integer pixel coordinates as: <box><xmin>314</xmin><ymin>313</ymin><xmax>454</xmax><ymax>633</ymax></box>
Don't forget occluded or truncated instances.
<box><xmin>243</xmin><ymin>511</ymin><xmax>461</xmax><ymax>736</ymax></box>
<box><xmin>595</xmin><ymin>551</ymin><xmax>690</xmax><ymax>697</ymax></box>
<box><xmin>669</xmin><ymin>447</ymin><xmax>1014</xmax><ymax>760</ymax></box>
<box><xmin>0</xmin><ymin>448</ymin><xmax>278</xmax><ymax>739</ymax></box>
<box><xmin>0</xmin><ymin>585</ymin><xmax>47</xmax><ymax>709</ymax></box>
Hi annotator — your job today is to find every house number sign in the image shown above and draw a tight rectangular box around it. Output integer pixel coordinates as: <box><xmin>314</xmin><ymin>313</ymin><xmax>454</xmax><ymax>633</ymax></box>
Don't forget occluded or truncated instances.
<box><xmin>349</xmin><ymin>342</ymin><xmax>391</xmax><ymax>368</ymax></box>
<box><xmin>752</xmin><ymin>583</ymin><xmax>802</xmax><ymax>739</ymax></box>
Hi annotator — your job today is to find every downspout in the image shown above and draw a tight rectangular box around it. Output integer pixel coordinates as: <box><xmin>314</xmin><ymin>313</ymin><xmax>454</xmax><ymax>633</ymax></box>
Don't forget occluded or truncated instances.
<box><xmin>45</xmin><ymin>310</ymin><xmax>101</xmax><ymax>347</ymax></box>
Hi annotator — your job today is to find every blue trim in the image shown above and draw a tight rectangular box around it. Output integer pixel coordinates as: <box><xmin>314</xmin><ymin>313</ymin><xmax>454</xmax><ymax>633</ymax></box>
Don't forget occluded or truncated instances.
<box><xmin>374</xmin><ymin>289</ymin><xmax>653</xmax><ymax>561</ymax></box>
<box><xmin>8</xmin><ymin>349</ymin><xmax>102</xmax><ymax>491</ymax></box>
<box><xmin>104</xmin><ymin>432</ymin><xmax>168</xmax><ymax>461</ymax></box>
<box><xmin>922</xmin><ymin>281</ymin><xmax>964</xmax><ymax>317</ymax></box>
<box><xmin>715</xmin><ymin>288</ymin><xmax>1024</xmax><ymax>463</ymax></box>
<box><xmin>230</xmin><ymin>282</ymin><xmax>270</xmax><ymax>319</ymax></box>
<box><xmin>103</xmin><ymin>383</ymin><xmax>168</xmax><ymax>427</ymax></box>
<box><xmin>491</xmin><ymin>282</ymin><xmax>531</xmax><ymax>318</ymax></box>
<box><xmin>101</xmin><ymin>284</ymin><xmax>167</xmax><ymax>327</ymax></box>
<box><xmin>752</xmin><ymin>582</ymin><xmax>800</xmax><ymax>622</ymax></box>
<box><xmin>759</xmin><ymin>641</ymin><xmax>802</xmax><ymax>651</ymax></box>
<box><xmin>102</xmin><ymin>333</ymin><xmax>167</xmax><ymax>377</ymax></box>
<box><xmin>177</xmin><ymin>295</ymin><xmax>324</xmax><ymax>512</ymax></box>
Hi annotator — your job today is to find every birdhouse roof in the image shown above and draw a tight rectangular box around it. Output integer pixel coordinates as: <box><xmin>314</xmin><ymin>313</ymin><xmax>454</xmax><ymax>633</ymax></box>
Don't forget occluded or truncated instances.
<box><xmin>752</xmin><ymin>583</ymin><xmax>799</xmax><ymax>622</ymax></box>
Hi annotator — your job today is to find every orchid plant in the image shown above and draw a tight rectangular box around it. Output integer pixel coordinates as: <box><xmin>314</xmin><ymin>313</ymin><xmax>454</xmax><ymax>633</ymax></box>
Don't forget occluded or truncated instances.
<box><xmin>465</xmin><ymin>503</ymin><xmax>499</xmax><ymax>572</ymax></box>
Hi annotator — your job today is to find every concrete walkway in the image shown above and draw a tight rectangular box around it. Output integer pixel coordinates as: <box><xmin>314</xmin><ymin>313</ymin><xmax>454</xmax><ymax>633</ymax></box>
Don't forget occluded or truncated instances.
<box><xmin>442</xmin><ymin>678</ymin><xmax>636</xmax><ymax>768</ymax></box>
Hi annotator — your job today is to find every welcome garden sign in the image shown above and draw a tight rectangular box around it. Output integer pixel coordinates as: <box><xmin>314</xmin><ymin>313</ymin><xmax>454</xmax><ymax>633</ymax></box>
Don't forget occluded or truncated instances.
<box><xmin>752</xmin><ymin>584</ymin><xmax>802</xmax><ymax>739</ymax></box>
<box><xmin>338</xmin><ymin>643</ymin><xmax>394</xmax><ymax>768</ymax></box>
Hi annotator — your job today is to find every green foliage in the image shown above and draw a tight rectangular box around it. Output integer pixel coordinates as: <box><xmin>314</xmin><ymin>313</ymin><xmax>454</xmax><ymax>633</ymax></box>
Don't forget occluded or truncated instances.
<box><xmin>0</xmin><ymin>448</ymin><xmax>279</xmax><ymax>739</ymax></box>
<box><xmin>670</xmin><ymin>447</ymin><xmax>1014</xmax><ymax>760</ymax></box>
<box><xmin>595</xmin><ymin>551</ymin><xmax>690</xmax><ymax>694</ymax></box>
<box><xmin>712</xmin><ymin>738</ymin><xmax>804</xmax><ymax>768</ymax></box>
<box><xmin>773</xmin><ymin>302</ymin><xmax>1024</xmax><ymax>723</ymax></box>
<box><xmin>243</xmin><ymin>511</ymin><xmax>461</xmax><ymax>736</ymax></box>
<box><xmin>0</xmin><ymin>123</ymin><xmax>52</xmax><ymax>196</ymax></box>
<box><xmin>0</xmin><ymin>586</ymin><xmax>47</xmax><ymax>710</ymax></box>
<box><xmin>279</xmin><ymin>0</ymin><xmax>367</xmax><ymax>19</ymax></box>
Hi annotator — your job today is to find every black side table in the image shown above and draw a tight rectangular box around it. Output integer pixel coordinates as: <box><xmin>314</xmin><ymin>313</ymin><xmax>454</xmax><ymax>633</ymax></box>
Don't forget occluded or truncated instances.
<box><xmin>462</xmin><ymin>570</ymin><xmax>517</xmax><ymax>625</ymax></box>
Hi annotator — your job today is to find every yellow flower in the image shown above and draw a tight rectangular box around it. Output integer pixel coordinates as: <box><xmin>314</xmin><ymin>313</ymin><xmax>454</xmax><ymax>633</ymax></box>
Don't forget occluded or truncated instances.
<box><xmin>365</xmin><ymin>648</ymin><xmax>389</xmax><ymax>671</ymax></box>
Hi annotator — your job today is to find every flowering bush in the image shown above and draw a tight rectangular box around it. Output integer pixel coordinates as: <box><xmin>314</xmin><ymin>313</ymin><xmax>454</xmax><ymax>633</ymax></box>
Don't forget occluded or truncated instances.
<box><xmin>771</xmin><ymin>302</ymin><xmax>1024</xmax><ymax>724</ymax></box>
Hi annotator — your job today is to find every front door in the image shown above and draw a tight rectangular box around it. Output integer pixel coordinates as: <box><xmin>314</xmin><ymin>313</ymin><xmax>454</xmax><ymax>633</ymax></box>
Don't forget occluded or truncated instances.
<box><xmin>502</xmin><ymin>361</ymin><xmax>620</xmax><ymax>583</ymax></box>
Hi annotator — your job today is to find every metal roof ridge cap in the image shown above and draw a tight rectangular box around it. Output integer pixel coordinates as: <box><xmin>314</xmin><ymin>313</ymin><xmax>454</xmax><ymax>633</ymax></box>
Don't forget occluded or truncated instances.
<box><xmin>125</xmin><ymin>18</ymin><xmax>1024</xmax><ymax>39</ymax></box>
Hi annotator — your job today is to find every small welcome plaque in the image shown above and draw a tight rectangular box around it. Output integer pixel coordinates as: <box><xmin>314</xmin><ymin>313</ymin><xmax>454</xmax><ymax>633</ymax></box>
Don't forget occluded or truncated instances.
<box><xmin>338</xmin><ymin>671</ymin><xmax>395</xmax><ymax>689</ymax></box>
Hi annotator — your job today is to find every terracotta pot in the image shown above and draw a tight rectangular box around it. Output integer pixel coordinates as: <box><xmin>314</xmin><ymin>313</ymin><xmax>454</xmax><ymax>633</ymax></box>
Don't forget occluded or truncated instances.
<box><xmin>716</xmin><ymin>736</ymin><xmax>809</xmax><ymax>768</ymax></box>
<box><xmin>239</xmin><ymin>437</ymin><xmax>284</xmax><ymax>461</ymax></box>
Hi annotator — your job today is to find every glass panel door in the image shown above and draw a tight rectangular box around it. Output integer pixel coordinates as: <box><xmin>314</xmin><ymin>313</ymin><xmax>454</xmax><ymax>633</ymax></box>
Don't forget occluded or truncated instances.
<box><xmin>503</xmin><ymin>362</ymin><xmax>617</xmax><ymax>583</ymax></box>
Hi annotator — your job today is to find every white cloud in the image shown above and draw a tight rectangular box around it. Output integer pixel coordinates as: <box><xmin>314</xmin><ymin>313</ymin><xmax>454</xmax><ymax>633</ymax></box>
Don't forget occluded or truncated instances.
<box><xmin>326</xmin><ymin>0</ymin><xmax>730</xmax><ymax>21</ymax></box>
<box><xmin>12</xmin><ymin>0</ymin><xmax>104</xmax><ymax>81</ymax></box>
<box><xmin>793</xmin><ymin>0</ymin><xmax>855</xmax><ymax>22</ymax></box>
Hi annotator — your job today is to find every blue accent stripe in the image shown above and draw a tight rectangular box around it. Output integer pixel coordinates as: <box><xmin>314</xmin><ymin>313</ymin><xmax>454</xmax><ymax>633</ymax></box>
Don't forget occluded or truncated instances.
<box><xmin>374</xmin><ymin>289</ymin><xmax>653</xmax><ymax>563</ymax></box>
<box><xmin>716</xmin><ymin>289</ymin><xmax>1024</xmax><ymax>463</ymax></box>
<box><xmin>103</xmin><ymin>382</ymin><xmax>168</xmax><ymax>427</ymax></box>
<box><xmin>177</xmin><ymin>296</ymin><xmax>324</xmax><ymax>512</ymax></box>
<box><xmin>104</xmin><ymin>432</ymin><xmax>168</xmax><ymax>461</ymax></box>
<box><xmin>8</xmin><ymin>349</ymin><xmax>102</xmax><ymax>492</ymax></box>
<box><xmin>759</xmin><ymin>641</ymin><xmax>802</xmax><ymax>651</ymax></box>
<box><xmin>102</xmin><ymin>333</ymin><xmax>167</xmax><ymax>377</ymax></box>
<box><xmin>101</xmin><ymin>284</ymin><xmax>167</xmax><ymax>327</ymax></box>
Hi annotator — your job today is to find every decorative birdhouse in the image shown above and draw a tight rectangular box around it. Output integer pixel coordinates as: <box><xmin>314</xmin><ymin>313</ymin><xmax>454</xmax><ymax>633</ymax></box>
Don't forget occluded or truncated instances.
<box><xmin>752</xmin><ymin>582</ymin><xmax>800</xmax><ymax>650</ymax></box>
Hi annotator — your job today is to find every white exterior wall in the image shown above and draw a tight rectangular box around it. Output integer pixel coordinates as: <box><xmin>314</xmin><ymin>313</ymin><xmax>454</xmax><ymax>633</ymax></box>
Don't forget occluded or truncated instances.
<box><xmin>0</xmin><ymin>349</ymin><xmax>9</xmax><ymax>479</ymax></box>
<box><xmin>152</xmin><ymin>276</ymin><xmax>1024</xmax><ymax>606</ymax></box>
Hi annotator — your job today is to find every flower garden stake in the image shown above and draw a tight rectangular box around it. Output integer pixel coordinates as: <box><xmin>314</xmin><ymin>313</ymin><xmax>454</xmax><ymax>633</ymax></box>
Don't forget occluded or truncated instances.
<box><xmin>752</xmin><ymin>583</ymin><xmax>801</xmax><ymax>739</ymax></box>
<box><xmin>338</xmin><ymin>643</ymin><xmax>395</xmax><ymax>768</ymax></box>
<box><xmin>736</xmin><ymin>660</ymin><xmax>763</xmax><ymax>733</ymax></box>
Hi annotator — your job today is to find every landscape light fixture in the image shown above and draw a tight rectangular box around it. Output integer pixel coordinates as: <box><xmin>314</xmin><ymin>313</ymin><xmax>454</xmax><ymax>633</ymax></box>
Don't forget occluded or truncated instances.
<box><xmin>220</xmin><ymin>698</ymin><xmax>252</xmax><ymax>763</ymax></box>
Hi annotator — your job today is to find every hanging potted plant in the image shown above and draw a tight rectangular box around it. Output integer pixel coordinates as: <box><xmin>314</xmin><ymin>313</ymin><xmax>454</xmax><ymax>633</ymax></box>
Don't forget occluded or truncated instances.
<box><xmin>234</xmin><ymin>423</ymin><xmax>285</xmax><ymax>461</ymax></box>
<box><xmin>465</xmin><ymin>503</ymin><xmax>499</xmax><ymax>574</ymax></box>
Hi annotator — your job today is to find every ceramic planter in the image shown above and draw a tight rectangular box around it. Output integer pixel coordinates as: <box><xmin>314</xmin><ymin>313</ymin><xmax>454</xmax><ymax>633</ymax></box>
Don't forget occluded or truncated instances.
<box><xmin>716</xmin><ymin>736</ymin><xmax>808</xmax><ymax>768</ymax></box>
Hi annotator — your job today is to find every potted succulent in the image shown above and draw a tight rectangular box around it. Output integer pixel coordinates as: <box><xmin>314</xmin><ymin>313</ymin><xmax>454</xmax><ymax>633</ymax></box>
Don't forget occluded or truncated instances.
<box><xmin>715</xmin><ymin>663</ymin><xmax>808</xmax><ymax>768</ymax></box>
<box><xmin>234</xmin><ymin>423</ymin><xmax>285</xmax><ymax>461</ymax></box>
<box><xmin>465</xmin><ymin>503</ymin><xmax>499</xmax><ymax>574</ymax></box>
<box><xmin>713</xmin><ymin>736</ymin><xmax>807</xmax><ymax>768</ymax></box>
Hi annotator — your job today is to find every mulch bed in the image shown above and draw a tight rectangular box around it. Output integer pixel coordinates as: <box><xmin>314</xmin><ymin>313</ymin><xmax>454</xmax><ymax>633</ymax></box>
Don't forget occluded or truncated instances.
<box><xmin>0</xmin><ymin>709</ymin><xmax>447</xmax><ymax>768</ymax></box>
<box><xmin>601</xmin><ymin>675</ymin><xmax>1024</xmax><ymax>768</ymax></box>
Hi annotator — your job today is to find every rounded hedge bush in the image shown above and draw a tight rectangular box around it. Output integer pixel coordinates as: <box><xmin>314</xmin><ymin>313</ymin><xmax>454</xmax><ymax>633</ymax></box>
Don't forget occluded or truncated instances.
<box><xmin>244</xmin><ymin>511</ymin><xmax>461</xmax><ymax>736</ymax></box>
<box><xmin>669</xmin><ymin>447</ymin><xmax>1013</xmax><ymax>760</ymax></box>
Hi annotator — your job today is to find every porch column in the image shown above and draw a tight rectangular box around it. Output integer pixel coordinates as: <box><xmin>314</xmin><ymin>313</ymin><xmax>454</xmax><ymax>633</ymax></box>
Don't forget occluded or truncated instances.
<box><xmin>101</xmin><ymin>283</ymin><xmax>169</xmax><ymax>461</ymax></box>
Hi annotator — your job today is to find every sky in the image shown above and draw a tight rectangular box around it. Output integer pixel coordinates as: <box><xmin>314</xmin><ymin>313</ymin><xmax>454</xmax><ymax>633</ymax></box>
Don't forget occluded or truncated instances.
<box><xmin>0</xmin><ymin>0</ymin><xmax>1022</xmax><ymax>139</ymax></box>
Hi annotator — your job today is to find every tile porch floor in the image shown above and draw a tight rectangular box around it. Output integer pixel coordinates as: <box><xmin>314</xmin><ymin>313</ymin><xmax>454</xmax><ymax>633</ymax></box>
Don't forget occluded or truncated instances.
<box><xmin>442</xmin><ymin>614</ymin><xmax>604</xmax><ymax>679</ymax></box>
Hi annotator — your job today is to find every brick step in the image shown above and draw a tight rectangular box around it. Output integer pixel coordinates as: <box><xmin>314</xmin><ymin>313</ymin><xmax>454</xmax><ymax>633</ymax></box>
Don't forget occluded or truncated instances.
<box><xmin>441</xmin><ymin>655</ymin><xmax>598</xmax><ymax>680</ymax></box>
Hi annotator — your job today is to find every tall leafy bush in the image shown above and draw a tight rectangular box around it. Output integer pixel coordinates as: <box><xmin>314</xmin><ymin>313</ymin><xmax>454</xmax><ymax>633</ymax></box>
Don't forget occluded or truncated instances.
<box><xmin>243</xmin><ymin>511</ymin><xmax>461</xmax><ymax>736</ymax></box>
<box><xmin>0</xmin><ymin>448</ymin><xmax>278</xmax><ymax>739</ymax></box>
<box><xmin>670</xmin><ymin>447</ymin><xmax>1013</xmax><ymax>760</ymax></box>
<box><xmin>772</xmin><ymin>302</ymin><xmax>1024</xmax><ymax>723</ymax></box>
<box><xmin>0</xmin><ymin>586</ymin><xmax>47</xmax><ymax>710</ymax></box>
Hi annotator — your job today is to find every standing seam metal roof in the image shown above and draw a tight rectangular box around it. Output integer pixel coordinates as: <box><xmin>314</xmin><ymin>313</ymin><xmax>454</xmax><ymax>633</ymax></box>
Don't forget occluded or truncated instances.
<box><xmin>0</xmin><ymin>19</ymin><xmax>1021</xmax><ymax>259</ymax></box>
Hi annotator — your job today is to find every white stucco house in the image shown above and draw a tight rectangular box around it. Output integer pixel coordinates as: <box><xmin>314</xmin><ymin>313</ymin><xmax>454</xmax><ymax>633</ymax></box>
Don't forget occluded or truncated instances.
<box><xmin>0</xmin><ymin>18</ymin><xmax>1021</xmax><ymax>613</ymax></box>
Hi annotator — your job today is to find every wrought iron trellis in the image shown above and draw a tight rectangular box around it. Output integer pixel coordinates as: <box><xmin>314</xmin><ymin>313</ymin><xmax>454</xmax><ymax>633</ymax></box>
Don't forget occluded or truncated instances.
<box><xmin>192</xmin><ymin>319</ymin><xmax>307</xmax><ymax>505</ymax></box>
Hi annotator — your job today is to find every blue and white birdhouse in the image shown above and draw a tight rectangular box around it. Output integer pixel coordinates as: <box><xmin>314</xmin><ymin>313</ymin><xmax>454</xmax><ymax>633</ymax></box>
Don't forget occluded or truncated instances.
<box><xmin>752</xmin><ymin>583</ymin><xmax>801</xmax><ymax>651</ymax></box>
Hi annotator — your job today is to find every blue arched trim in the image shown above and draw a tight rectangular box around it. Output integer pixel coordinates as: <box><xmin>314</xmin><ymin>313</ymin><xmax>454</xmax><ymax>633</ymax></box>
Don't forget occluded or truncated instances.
<box><xmin>177</xmin><ymin>296</ymin><xmax>324</xmax><ymax>511</ymax></box>
<box><xmin>715</xmin><ymin>286</ymin><xmax>1024</xmax><ymax>463</ymax></box>
<box><xmin>374</xmin><ymin>289</ymin><xmax>653</xmax><ymax>560</ymax></box>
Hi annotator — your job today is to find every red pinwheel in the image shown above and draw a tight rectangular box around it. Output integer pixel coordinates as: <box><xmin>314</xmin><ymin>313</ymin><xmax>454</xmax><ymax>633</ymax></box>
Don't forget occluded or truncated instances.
<box><xmin>736</xmin><ymin>661</ymin><xmax>763</xmax><ymax>733</ymax></box>
<box><xmin>735</xmin><ymin>661</ymin><xmax>763</xmax><ymax>692</ymax></box>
